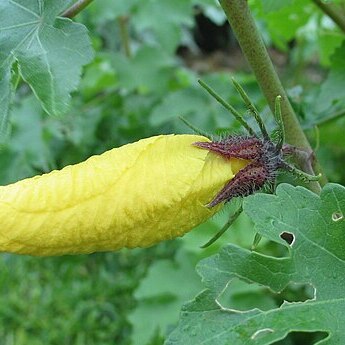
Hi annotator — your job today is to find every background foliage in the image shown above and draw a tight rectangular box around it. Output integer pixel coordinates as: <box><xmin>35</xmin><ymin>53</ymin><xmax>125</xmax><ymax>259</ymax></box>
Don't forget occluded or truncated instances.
<box><xmin>0</xmin><ymin>0</ymin><xmax>344</xmax><ymax>344</ymax></box>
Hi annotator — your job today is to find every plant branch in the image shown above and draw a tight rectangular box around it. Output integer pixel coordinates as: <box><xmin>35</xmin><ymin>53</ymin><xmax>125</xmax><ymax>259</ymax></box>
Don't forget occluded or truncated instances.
<box><xmin>312</xmin><ymin>0</ymin><xmax>345</xmax><ymax>34</ymax></box>
<box><xmin>62</xmin><ymin>0</ymin><xmax>95</xmax><ymax>18</ymax></box>
<box><xmin>118</xmin><ymin>16</ymin><xmax>132</xmax><ymax>58</ymax></box>
<box><xmin>315</xmin><ymin>109</ymin><xmax>345</xmax><ymax>127</ymax></box>
<box><xmin>219</xmin><ymin>0</ymin><xmax>326</xmax><ymax>192</ymax></box>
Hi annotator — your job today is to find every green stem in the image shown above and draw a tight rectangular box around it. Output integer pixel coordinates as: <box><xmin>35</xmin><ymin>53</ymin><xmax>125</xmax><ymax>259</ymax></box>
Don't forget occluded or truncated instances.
<box><xmin>179</xmin><ymin>116</ymin><xmax>212</xmax><ymax>139</ymax></box>
<box><xmin>219</xmin><ymin>0</ymin><xmax>326</xmax><ymax>192</ymax></box>
<box><xmin>274</xmin><ymin>95</ymin><xmax>285</xmax><ymax>151</ymax></box>
<box><xmin>312</xmin><ymin>0</ymin><xmax>345</xmax><ymax>34</ymax></box>
<box><xmin>198</xmin><ymin>80</ymin><xmax>256</xmax><ymax>136</ymax></box>
<box><xmin>61</xmin><ymin>0</ymin><xmax>95</xmax><ymax>18</ymax></box>
<box><xmin>232</xmin><ymin>78</ymin><xmax>270</xmax><ymax>140</ymax></box>
<box><xmin>200</xmin><ymin>205</ymin><xmax>243</xmax><ymax>248</ymax></box>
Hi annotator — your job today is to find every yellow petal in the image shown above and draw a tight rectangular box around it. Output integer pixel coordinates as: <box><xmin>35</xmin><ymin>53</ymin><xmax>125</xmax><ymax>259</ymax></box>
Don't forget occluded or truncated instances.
<box><xmin>0</xmin><ymin>134</ymin><xmax>248</xmax><ymax>255</ymax></box>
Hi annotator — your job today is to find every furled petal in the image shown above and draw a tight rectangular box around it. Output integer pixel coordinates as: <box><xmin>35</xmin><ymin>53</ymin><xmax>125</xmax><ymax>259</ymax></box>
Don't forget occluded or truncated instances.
<box><xmin>0</xmin><ymin>134</ymin><xmax>248</xmax><ymax>255</ymax></box>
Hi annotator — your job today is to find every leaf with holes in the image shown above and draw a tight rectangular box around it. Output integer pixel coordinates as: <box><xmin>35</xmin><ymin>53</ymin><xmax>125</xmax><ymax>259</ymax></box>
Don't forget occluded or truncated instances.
<box><xmin>166</xmin><ymin>183</ymin><xmax>345</xmax><ymax>345</ymax></box>
<box><xmin>0</xmin><ymin>0</ymin><xmax>94</xmax><ymax>135</ymax></box>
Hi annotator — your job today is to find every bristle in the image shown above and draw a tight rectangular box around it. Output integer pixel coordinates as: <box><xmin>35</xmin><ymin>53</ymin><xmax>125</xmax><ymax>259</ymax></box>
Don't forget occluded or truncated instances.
<box><xmin>195</xmin><ymin>133</ymin><xmax>285</xmax><ymax>207</ymax></box>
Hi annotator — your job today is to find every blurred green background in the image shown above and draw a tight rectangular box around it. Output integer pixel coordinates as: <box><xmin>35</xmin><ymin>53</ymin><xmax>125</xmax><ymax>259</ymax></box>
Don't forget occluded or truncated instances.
<box><xmin>1</xmin><ymin>0</ymin><xmax>345</xmax><ymax>344</ymax></box>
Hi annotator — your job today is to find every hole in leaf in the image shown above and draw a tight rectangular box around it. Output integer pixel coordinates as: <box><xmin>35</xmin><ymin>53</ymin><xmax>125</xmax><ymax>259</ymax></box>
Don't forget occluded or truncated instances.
<box><xmin>272</xmin><ymin>331</ymin><xmax>328</xmax><ymax>345</ymax></box>
<box><xmin>217</xmin><ymin>280</ymin><xmax>314</xmax><ymax>311</ymax></box>
<box><xmin>280</xmin><ymin>232</ymin><xmax>295</xmax><ymax>246</ymax></box>
<box><xmin>275</xmin><ymin>282</ymin><xmax>315</xmax><ymax>306</ymax></box>
<box><xmin>254</xmin><ymin>238</ymin><xmax>290</xmax><ymax>258</ymax></box>
<box><xmin>332</xmin><ymin>211</ymin><xmax>343</xmax><ymax>222</ymax></box>
<box><xmin>217</xmin><ymin>279</ymin><xmax>277</xmax><ymax>311</ymax></box>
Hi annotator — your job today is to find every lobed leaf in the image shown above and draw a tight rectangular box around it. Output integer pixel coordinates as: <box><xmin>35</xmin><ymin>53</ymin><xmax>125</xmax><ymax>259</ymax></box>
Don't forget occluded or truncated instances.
<box><xmin>0</xmin><ymin>0</ymin><xmax>94</xmax><ymax>135</ymax></box>
<box><xmin>166</xmin><ymin>183</ymin><xmax>345</xmax><ymax>344</ymax></box>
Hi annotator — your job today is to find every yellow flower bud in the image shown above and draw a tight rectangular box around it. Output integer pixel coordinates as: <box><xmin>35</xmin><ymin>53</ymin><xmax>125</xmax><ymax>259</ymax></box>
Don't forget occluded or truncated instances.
<box><xmin>0</xmin><ymin>134</ymin><xmax>248</xmax><ymax>256</ymax></box>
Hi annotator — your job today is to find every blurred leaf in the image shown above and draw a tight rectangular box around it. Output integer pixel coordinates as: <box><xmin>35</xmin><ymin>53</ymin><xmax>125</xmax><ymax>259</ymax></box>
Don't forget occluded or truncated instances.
<box><xmin>316</xmin><ymin>41</ymin><xmax>345</xmax><ymax>112</ymax></box>
<box><xmin>253</xmin><ymin>0</ymin><xmax>312</xmax><ymax>50</ymax></box>
<box><xmin>260</xmin><ymin>0</ymin><xmax>294</xmax><ymax>13</ymax></box>
<box><xmin>80</xmin><ymin>54</ymin><xmax>117</xmax><ymax>98</ymax></box>
<box><xmin>150</xmin><ymin>88</ymin><xmax>207</xmax><ymax>126</ymax></box>
<box><xmin>0</xmin><ymin>0</ymin><xmax>94</xmax><ymax>135</ymax></box>
<box><xmin>317</xmin><ymin>22</ymin><xmax>344</xmax><ymax>66</ymax></box>
<box><xmin>129</xmin><ymin>251</ymin><xmax>202</xmax><ymax>345</ymax></box>
<box><xmin>87</xmin><ymin>0</ymin><xmax>140</xmax><ymax>24</ymax></box>
<box><xmin>0</xmin><ymin>251</ymin><xmax>148</xmax><ymax>345</ymax></box>
<box><xmin>112</xmin><ymin>47</ymin><xmax>177</xmax><ymax>94</ymax></box>
<box><xmin>167</xmin><ymin>184</ymin><xmax>345</xmax><ymax>344</ymax></box>
<box><xmin>0</xmin><ymin>96</ymin><xmax>52</xmax><ymax>184</ymax></box>
<box><xmin>134</xmin><ymin>0</ymin><xmax>194</xmax><ymax>53</ymax></box>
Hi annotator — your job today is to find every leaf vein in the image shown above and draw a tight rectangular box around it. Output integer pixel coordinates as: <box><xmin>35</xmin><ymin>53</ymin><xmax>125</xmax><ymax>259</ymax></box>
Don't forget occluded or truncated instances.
<box><xmin>0</xmin><ymin>20</ymin><xmax>39</xmax><ymax>31</ymax></box>
<box><xmin>9</xmin><ymin>0</ymin><xmax>39</xmax><ymax>18</ymax></box>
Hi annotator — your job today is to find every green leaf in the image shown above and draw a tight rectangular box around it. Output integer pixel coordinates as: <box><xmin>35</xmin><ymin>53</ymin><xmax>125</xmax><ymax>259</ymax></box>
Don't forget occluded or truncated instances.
<box><xmin>0</xmin><ymin>0</ymin><xmax>94</xmax><ymax>134</ymax></box>
<box><xmin>166</xmin><ymin>183</ymin><xmax>345</xmax><ymax>344</ymax></box>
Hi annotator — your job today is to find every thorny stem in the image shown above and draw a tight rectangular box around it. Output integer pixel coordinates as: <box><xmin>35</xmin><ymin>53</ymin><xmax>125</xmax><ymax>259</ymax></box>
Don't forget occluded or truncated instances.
<box><xmin>275</xmin><ymin>95</ymin><xmax>285</xmax><ymax>151</ymax></box>
<box><xmin>232</xmin><ymin>78</ymin><xmax>270</xmax><ymax>140</ymax></box>
<box><xmin>179</xmin><ymin>116</ymin><xmax>212</xmax><ymax>139</ymax></box>
<box><xmin>61</xmin><ymin>0</ymin><xmax>95</xmax><ymax>18</ymax></box>
<box><xmin>219</xmin><ymin>0</ymin><xmax>326</xmax><ymax>193</ymax></box>
<box><xmin>200</xmin><ymin>204</ymin><xmax>243</xmax><ymax>248</ymax></box>
<box><xmin>281</xmin><ymin>162</ymin><xmax>322</xmax><ymax>182</ymax></box>
<box><xmin>198</xmin><ymin>80</ymin><xmax>256</xmax><ymax>137</ymax></box>
<box><xmin>283</xmin><ymin>144</ymin><xmax>319</xmax><ymax>184</ymax></box>
<box><xmin>312</xmin><ymin>0</ymin><xmax>345</xmax><ymax>34</ymax></box>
